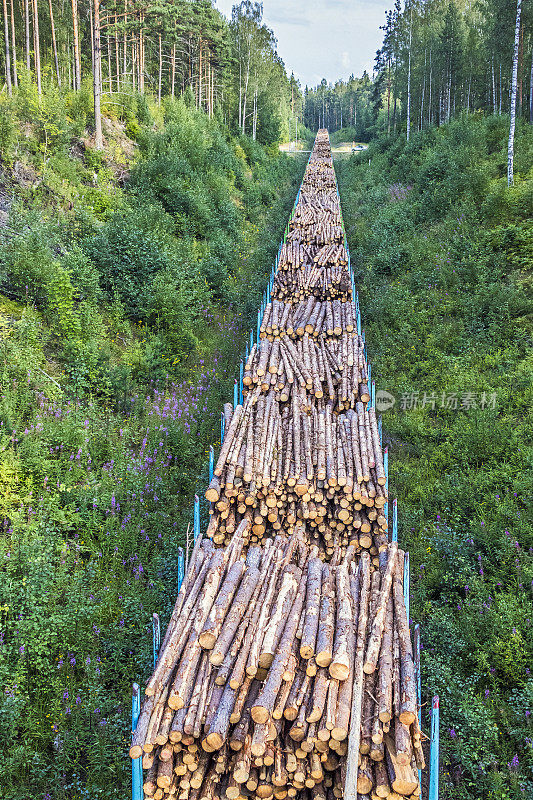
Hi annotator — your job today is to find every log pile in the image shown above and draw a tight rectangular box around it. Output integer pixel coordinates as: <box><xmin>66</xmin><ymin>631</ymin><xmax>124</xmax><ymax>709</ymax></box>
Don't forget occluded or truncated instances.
<box><xmin>205</xmin><ymin>393</ymin><xmax>386</xmax><ymax>556</ymax></box>
<box><xmin>130</xmin><ymin>131</ymin><xmax>424</xmax><ymax>800</ymax></box>
<box><xmin>258</xmin><ymin>299</ymin><xmax>357</xmax><ymax>340</ymax></box>
<box><xmin>204</xmin><ymin>131</ymin><xmax>381</xmax><ymax>554</ymax></box>
<box><xmin>131</xmin><ymin>525</ymin><xmax>424</xmax><ymax>800</ymax></box>
<box><xmin>272</xmin><ymin>136</ymin><xmax>351</xmax><ymax>303</ymax></box>
<box><xmin>242</xmin><ymin>331</ymin><xmax>369</xmax><ymax>405</ymax></box>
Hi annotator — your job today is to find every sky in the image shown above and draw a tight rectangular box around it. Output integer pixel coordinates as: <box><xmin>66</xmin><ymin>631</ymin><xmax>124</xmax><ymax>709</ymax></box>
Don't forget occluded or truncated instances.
<box><xmin>214</xmin><ymin>0</ymin><xmax>392</xmax><ymax>88</ymax></box>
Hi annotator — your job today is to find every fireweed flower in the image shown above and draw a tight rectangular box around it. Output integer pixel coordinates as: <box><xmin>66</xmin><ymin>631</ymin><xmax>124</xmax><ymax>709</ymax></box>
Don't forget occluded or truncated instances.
<box><xmin>508</xmin><ymin>754</ymin><xmax>519</xmax><ymax>771</ymax></box>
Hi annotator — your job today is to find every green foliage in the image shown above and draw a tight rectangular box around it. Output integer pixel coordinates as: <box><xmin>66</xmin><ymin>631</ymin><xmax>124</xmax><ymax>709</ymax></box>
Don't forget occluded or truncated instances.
<box><xmin>337</xmin><ymin>114</ymin><xmax>533</xmax><ymax>800</ymax></box>
<box><xmin>0</xmin><ymin>98</ymin><xmax>16</xmax><ymax>164</ymax></box>
<box><xmin>83</xmin><ymin>206</ymin><xmax>181</xmax><ymax>317</ymax></box>
<box><xmin>66</xmin><ymin>81</ymin><xmax>94</xmax><ymax>137</ymax></box>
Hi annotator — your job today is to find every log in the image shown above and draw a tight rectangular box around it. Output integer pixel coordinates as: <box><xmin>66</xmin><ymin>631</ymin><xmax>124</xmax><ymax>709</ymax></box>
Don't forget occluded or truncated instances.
<box><xmin>392</xmin><ymin>559</ymin><xmax>417</xmax><ymax>726</ymax></box>
<box><xmin>343</xmin><ymin>553</ymin><xmax>371</xmax><ymax>800</ymax></box>
<box><xmin>364</xmin><ymin>543</ymin><xmax>397</xmax><ymax>673</ymax></box>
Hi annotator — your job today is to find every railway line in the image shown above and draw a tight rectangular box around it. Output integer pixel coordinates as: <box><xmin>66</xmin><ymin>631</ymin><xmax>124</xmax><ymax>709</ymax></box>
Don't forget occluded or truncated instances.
<box><xmin>130</xmin><ymin>131</ymin><xmax>438</xmax><ymax>800</ymax></box>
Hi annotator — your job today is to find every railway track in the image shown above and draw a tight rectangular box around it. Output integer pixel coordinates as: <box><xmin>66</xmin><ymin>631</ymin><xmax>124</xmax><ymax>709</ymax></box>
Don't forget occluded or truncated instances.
<box><xmin>130</xmin><ymin>131</ymin><xmax>436</xmax><ymax>800</ymax></box>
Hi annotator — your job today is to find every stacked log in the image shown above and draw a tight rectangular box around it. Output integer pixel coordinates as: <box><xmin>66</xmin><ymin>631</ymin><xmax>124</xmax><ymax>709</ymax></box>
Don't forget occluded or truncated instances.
<box><xmin>130</xmin><ymin>131</ymin><xmax>424</xmax><ymax>800</ymax></box>
<box><xmin>245</xmin><ymin>333</ymin><xmax>368</xmax><ymax>406</ymax></box>
<box><xmin>205</xmin><ymin>392</ymin><xmax>386</xmax><ymax>555</ymax></box>
<box><xmin>258</xmin><ymin>300</ymin><xmax>358</xmax><ymax>341</ymax></box>
<box><xmin>131</xmin><ymin>526</ymin><xmax>424</xmax><ymax>800</ymax></box>
<box><xmin>206</xmin><ymin>129</ymin><xmax>378</xmax><ymax>551</ymax></box>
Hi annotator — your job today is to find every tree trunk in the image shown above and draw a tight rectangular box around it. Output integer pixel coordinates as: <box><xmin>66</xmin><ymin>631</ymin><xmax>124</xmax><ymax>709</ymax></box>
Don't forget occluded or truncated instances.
<box><xmin>107</xmin><ymin>17</ymin><xmax>112</xmax><ymax>93</ymax></box>
<box><xmin>139</xmin><ymin>13</ymin><xmax>144</xmax><ymax>93</ymax></box>
<box><xmin>9</xmin><ymin>0</ymin><xmax>17</xmax><ymax>87</ymax></box>
<box><xmin>420</xmin><ymin>49</ymin><xmax>426</xmax><ymax>130</ymax></box>
<box><xmin>252</xmin><ymin>88</ymin><xmax>257</xmax><ymax>141</ymax></box>
<box><xmin>171</xmin><ymin>42</ymin><xmax>175</xmax><ymax>97</ymax></box>
<box><xmin>2</xmin><ymin>0</ymin><xmax>12</xmax><ymax>95</ymax></box>
<box><xmin>242</xmin><ymin>51</ymin><xmax>251</xmax><ymax>134</ymax></box>
<box><xmin>238</xmin><ymin>57</ymin><xmax>242</xmax><ymax>130</ymax></box>
<box><xmin>114</xmin><ymin>15</ymin><xmax>119</xmax><ymax>91</ymax></box>
<box><xmin>198</xmin><ymin>39</ymin><xmax>202</xmax><ymax>109</ymax></box>
<box><xmin>24</xmin><ymin>0</ymin><xmax>30</xmax><ymax>70</ymax></box>
<box><xmin>93</xmin><ymin>0</ymin><xmax>103</xmax><ymax>149</ymax></box>
<box><xmin>32</xmin><ymin>0</ymin><xmax>41</xmax><ymax>94</ymax></box>
<box><xmin>508</xmin><ymin>0</ymin><xmax>522</xmax><ymax>186</ymax></box>
<box><xmin>123</xmin><ymin>0</ymin><xmax>127</xmax><ymax>85</ymax></box>
<box><xmin>158</xmin><ymin>34</ymin><xmax>162</xmax><ymax>104</ymax></box>
<box><xmin>428</xmin><ymin>48</ymin><xmax>432</xmax><ymax>126</ymax></box>
<box><xmin>492</xmin><ymin>58</ymin><xmax>496</xmax><ymax>114</ymax></box>
<box><xmin>518</xmin><ymin>18</ymin><xmax>523</xmax><ymax>114</ymax></box>
<box><xmin>387</xmin><ymin>57</ymin><xmax>391</xmax><ymax>135</ymax></box>
<box><xmin>131</xmin><ymin>25</ymin><xmax>135</xmax><ymax>90</ymax></box>
<box><xmin>89</xmin><ymin>0</ymin><xmax>94</xmax><ymax>72</ymax></box>
<box><xmin>406</xmin><ymin>2</ymin><xmax>412</xmax><ymax>141</ymax></box>
<box><xmin>48</xmin><ymin>0</ymin><xmax>61</xmax><ymax>85</ymax></box>
<box><xmin>71</xmin><ymin>0</ymin><xmax>81</xmax><ymax>89</ymax></box>
<box><xmin>67</xmin><ymin>29</ymin><xmax>71</xmax><ymax>88</ymax></box>
<box><xmin>524</xmin><ymin>47</ymin><xmax>533</xmax><ymax>125</ymax></box>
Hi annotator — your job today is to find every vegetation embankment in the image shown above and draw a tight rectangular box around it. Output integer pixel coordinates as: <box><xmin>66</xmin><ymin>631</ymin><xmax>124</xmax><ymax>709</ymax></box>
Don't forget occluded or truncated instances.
<box><xmin>336</xmin><ymin>114</ymin><xmax>533</xmax><ymax>800</ymax></box>
<box><xmin>0</xmin><ymin>84</ymin><xmax>306</xmax><ymax>798</ymax></box>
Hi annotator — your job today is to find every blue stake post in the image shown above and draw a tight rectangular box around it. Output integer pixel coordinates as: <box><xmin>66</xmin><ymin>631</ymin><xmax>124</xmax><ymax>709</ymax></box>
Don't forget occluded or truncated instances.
<box><xmin>194</xmin><ymin>494</ymin><xmax>200</xmax><ymax>541</ymax></box>
<box><xmin>392</xmin><ymin>498</ymin><xmax>398</xmax><ymax>543</ymax></box>
<box><xmin>131</xmin><ymin>684</ymin><xmax>143</xmax><ymax>800</ymax></box>
<box><xmin>257</xmin><ymin>310</ymin><xmax>261</xmax><ymax>342</ymax></box>
<box><xmin>414</xmin><ymin>624</ymin><xmax>422</xmax><ymax>791</ymax></box>
<box><xmin>239</xmin><ymin>362</ymin><xmax>244</xmax><ymax>405</ymax></box>
<box><xmin>177</xmin><ymin>546</ymin><xmax>185</xmax><ymax>592</ymax></box>
<box><xmin>233</xmin><ymin>379</ymin><xmax>238</xmax><ymax>410</ymax></box>
<box><xmin>367</xmin><ymin>362</ymin><xmax>371</xmax><ymax>391</ymax></box>
<box><xmin>152</xmin><ymin>612</ymin><xmax>160</xmax><ymax>671</ymax></box>
<box><xmin>429</xmin><ymin>696</ymin><xmax>440</xmax><ymax>800</ymax></box>
<box><xmin>209</xmin><ymin>445</ymin><xmax>214</xmax><ymax>482</ymax></box>
<box><xmin>220</xmin><ymin>411</ymin><xmax>225</xmax><ymax>444</ymax></box>
<box><xmin>403</xmin><ymin>551</ymin><xmax>410</xmax><ymax>622</ymax></box>
<box><xmin>250</xmin><ymin>329</ymin><xmax>254</xmax><ymax>352</ymax></box>
<box><xmin>378</xmin><ymin>414</ymin><xmax>382</xmax><ymax>446</ymax></box>
<box><xmin>383</xmin><ymin>447</ymin><xmax>389</xmax><ymax>522</ymax></box>
<box><xmin>371</xmin><ymin>380</ymin><xmax>376</xmax><ymax>409</ymax></box>
<box><xmin>414</xmin><ymin>625</ymin><xmax>422</xmax><ymax>708</ymax></box>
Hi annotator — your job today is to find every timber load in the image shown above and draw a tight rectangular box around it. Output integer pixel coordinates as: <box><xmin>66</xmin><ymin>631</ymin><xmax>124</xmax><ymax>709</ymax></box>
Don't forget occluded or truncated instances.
<box><xmin>131</xmin><ymin>526</ymin><xmax>424</xmax><ymax>800</ymax></box>
<box><xmin>205</xmin><ymin>130</ymin><xmax>378</xmax><ymax>555</ymax></box>
<box><xmin>131</xmin><ymin>131</ymin><xmax>424</xmax><ymax>800</ymax></box>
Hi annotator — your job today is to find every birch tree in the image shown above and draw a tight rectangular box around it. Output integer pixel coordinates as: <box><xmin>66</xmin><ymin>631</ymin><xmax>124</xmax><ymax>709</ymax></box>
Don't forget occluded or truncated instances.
<box><xmin>508</xmin><ymin>0</ymin><xmax>522</xmax><ymax>185</ymax></box>
<box><xmin>2</xmin><ymin>0</ymin><xmax>11</xmax><ymax>95</ymax></box>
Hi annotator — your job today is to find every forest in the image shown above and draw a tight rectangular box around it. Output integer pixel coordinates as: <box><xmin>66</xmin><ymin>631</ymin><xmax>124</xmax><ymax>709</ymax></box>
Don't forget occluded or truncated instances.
<box><xmin>303</xmin><ymin>0</ymin><xmax>532</xmax><ymax>144</ymax></box>
<box><xmin>0</xmin><ymin>0</ymin><xmax>531</xmax><ymax>798</ymax></box>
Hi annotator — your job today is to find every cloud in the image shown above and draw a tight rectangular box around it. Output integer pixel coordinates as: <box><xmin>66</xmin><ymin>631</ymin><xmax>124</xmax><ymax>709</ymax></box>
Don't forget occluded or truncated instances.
<box><xmin>268</xmin><ymin>12</ymin><xmax>310</xmax><ymax>26</ymax></box>
<box><xmin>214</xmin><ymin>0</ymin><xmax>390</xmax><ymax>86</ymax></box>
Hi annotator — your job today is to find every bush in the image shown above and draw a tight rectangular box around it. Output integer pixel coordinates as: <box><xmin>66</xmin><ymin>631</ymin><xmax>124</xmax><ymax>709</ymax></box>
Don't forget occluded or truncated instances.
<box><xmin>82</xmin><ymin>207</ymin><xmax>179</xmax><ymax>317</ymax></box>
